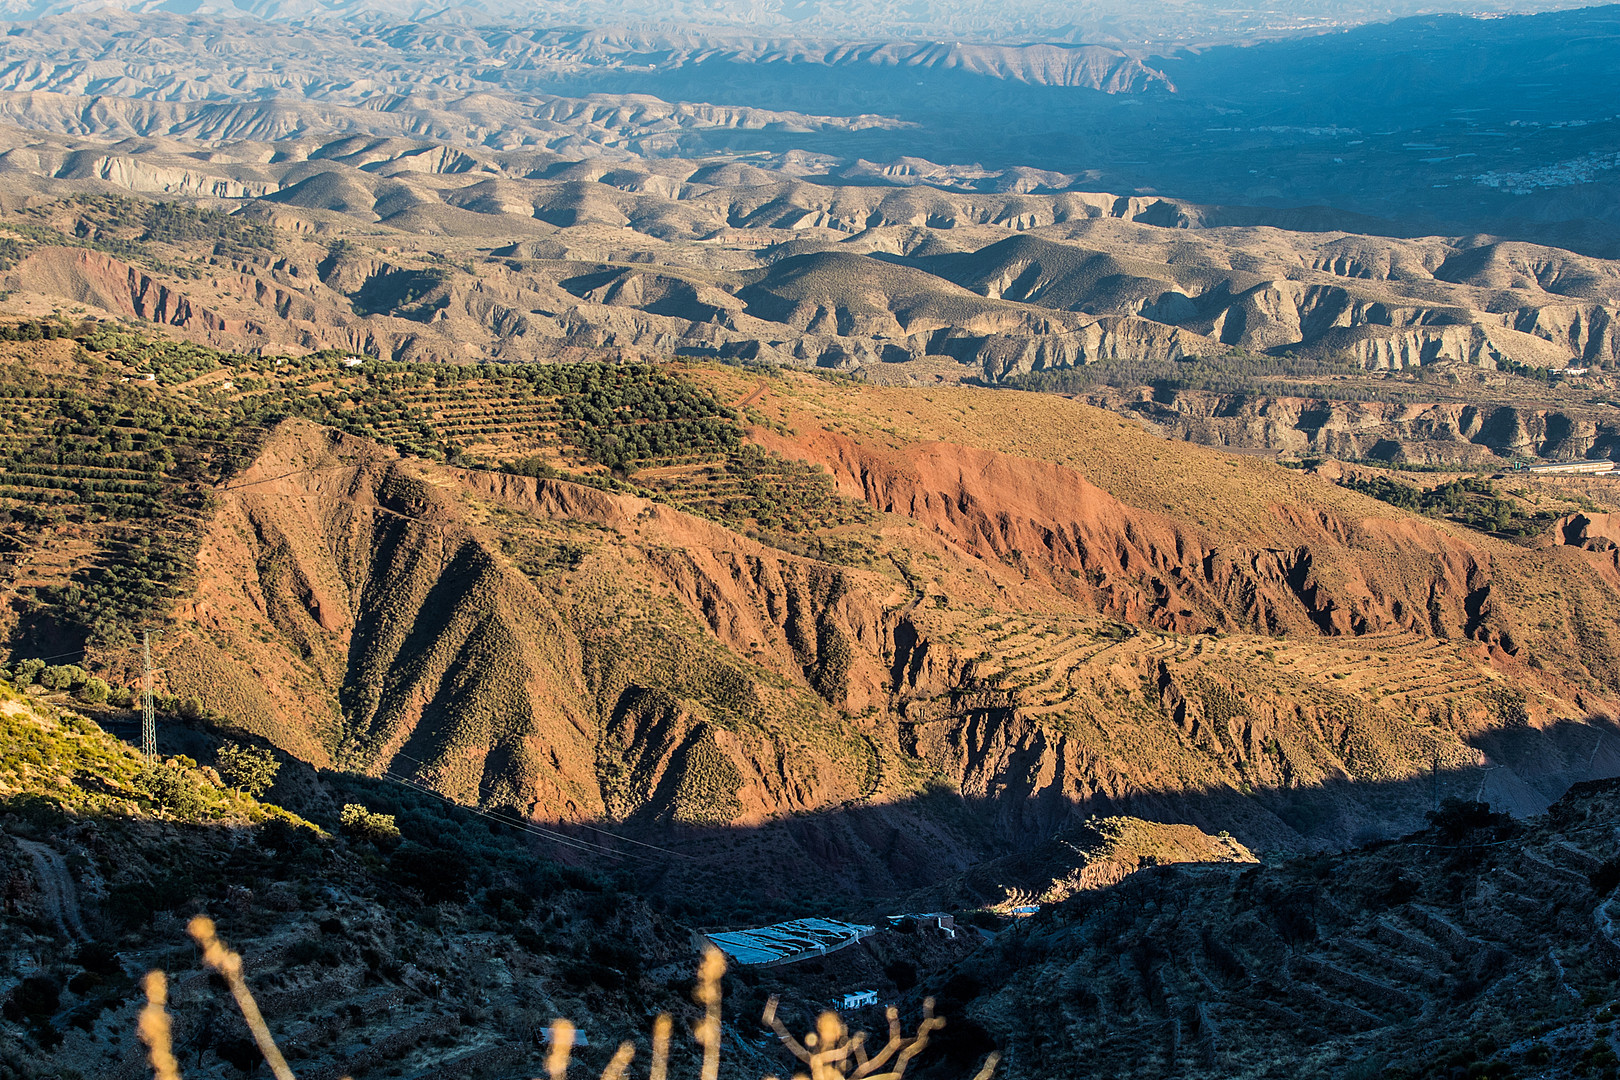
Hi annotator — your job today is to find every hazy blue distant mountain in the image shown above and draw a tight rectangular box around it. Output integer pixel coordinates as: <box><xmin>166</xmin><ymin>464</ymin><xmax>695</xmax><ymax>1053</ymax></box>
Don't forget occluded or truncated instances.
<box><xmin>0</xmin><ymin>0</ymin><xmax>1606</xmax><ymax>48</ymax></box>
<box><xmin>0</xmin><ymin>6</ymin><xmax>1613</xmax><ymax>249</ymax></box>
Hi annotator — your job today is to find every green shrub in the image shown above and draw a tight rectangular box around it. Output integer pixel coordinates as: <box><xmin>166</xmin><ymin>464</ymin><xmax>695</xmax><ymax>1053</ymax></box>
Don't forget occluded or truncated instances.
<box><xmin>136</xmin><ymin>762</ymin><xmax>210</xmax><ymax>821</ymax></box>
<box><xmin>1426</xmin><ymin>798</ymin><xmax>1514</xmax><ymax>842</ymax></box>
<box><xmin>39</xmin><ymin>664</ymin><xmax>86</xmax><ymax>691</ymax></box>
<box><xmin>216</xmin><ymin>741</ymin><xmax>279</xmax><ymax>797</ymax></box>
<box><xmin>10</xmin><ymin>658</ymin><xmax>44</xmax><ymax>686</ymax></box>
<box><xmin>388</xmin><ymin>841</ymin><xmax>470</xmax><ymax>902</ymax></box>
<box><xmin>339</xmin><ymin>803</ymin><xmax>402</xmax><ymax>848</ymax></box>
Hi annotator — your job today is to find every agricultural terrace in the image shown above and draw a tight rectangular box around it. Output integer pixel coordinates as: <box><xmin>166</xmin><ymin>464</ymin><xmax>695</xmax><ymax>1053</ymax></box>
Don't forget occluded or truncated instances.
<box><xmin>0</xmin><ymin>194</ymin><xmax>279</xmax><ymax>280</ymax></box>
<box><xmin>0</xmin><ymin>328</ymin><xmax>876</xmax><ymax>649</ymax></box>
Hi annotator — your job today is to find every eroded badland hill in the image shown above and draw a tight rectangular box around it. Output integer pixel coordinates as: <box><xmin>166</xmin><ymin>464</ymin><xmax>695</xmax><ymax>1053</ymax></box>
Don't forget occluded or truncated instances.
<box><xmin>3</xmin><ymin>331</ymin><xmax>1618</xmax><ymax>891</ymax></box>
<box><xmin>1</xmin><ymin>330</ymin><xmax>1619</xmax><ymax>1080</ymax></box>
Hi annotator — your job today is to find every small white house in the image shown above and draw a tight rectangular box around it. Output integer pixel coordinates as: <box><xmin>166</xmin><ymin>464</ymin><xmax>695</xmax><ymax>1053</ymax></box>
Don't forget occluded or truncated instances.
<box><xmin>885</xmin><ymin>912</ymin><xmax>957</xmax><ymax>939</ymax></box>
<box><xmin>841</xmin><ymin>990</ymin><xmax>878</xmax><ymax>1010</ymax></box>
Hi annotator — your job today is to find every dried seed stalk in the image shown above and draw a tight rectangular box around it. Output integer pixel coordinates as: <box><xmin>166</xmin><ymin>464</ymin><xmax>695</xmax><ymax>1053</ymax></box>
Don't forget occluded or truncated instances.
<box><xmin>600</xmin><ymin>1039</ymin><xmax>636</xmax><ymax>1080</ymax></box>
<box><xmin>548</xmin><ymin>1018</ymin><xmax>575</xmax><ymax>1080</ymax></box>
<box><xmin>695</xmin><ymin>945</ymin><xmax>726</xmax><ymax>1080</ymax></box>
<box><xmin>188</xmin><ymin>916</ymin><xmax>296</xmax><ymax>1080</ymax></box>
<box><xmin>763</xmin><ymin>994</ymin><xmax>959</xmax><ymax>1080</ymax></box>
<box><xmin>650</xmin><ymin>1012</ymin><xmax>672</xmax><ymax>1080</ymax></box>
<box><xmin>138</xmin><ymin>970</ymin><xmax>183</xmax><ymax>1080</ymax></box>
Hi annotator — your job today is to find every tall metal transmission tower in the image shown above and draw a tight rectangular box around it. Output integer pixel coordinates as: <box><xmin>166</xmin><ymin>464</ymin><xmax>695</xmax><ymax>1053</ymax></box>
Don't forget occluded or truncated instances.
<box><xmin>141</xmin><ymin>630</ymin><xmax>157</xmax><ymax>762</ymax></box>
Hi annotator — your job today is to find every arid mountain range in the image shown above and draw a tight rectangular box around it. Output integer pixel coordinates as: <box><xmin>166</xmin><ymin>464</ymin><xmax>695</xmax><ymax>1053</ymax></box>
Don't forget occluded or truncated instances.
<box><xmin>1</xmin><ymin>127</ymin><xmax>1618</xmax><ymax>465</ymax></box>
<box><xmin>0</xmin><ymin>0</ymin><xmax>1600</xmax><ymax>47</ymax></box>
<box><xmin>0</xmin><ymin>131</ymin><xmax>1617</xmax><ymax>375</ymax></box>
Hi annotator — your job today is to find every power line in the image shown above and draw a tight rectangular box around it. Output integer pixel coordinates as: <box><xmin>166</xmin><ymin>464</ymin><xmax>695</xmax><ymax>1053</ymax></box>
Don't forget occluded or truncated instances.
<box><xmin>384</xmin><ymin>747</ymin><xmax>695</xmax><ymax>860</ymax></box>
<box><xmin>378</xmin><ymin>770</ymin><xmax>660</xmax><ymax>864</ymax></box>
<box><xmin>11</xmin><ymin>646</ymin><xmax>92</xmax><ymax>664</ymax></box>
<box><xmin>379</xmin><ymin>771</ymin><xmax>620</xmax><ymax>858</ymax></box>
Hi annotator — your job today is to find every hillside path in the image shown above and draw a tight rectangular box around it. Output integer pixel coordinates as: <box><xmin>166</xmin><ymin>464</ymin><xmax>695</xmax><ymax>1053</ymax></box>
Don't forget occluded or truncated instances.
<box><xmin>16</xmin><ymin>839</ymin><xmax>87</xmax><ymax>941</ymax></box>
<box><xmin>733</xmin><ymin>380</ymin><xmax>769</xmax><ymax>410</ymax></box>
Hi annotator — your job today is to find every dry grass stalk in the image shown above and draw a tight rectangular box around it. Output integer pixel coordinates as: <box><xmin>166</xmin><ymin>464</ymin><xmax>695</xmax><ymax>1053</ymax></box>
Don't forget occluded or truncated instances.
<box><xmin>650</xmin><ymin>1011</ymin><xmax>673</xmax><ymax>1080</ymax></box>
<box><xmin>763</xmin><ymin>994</ymin><xmax>959</xmax><ymax>1080</ymax></box>
<box><xmin>601</xmin><ymin>1039</ymin><xmax>637</xmax><ymax>1080</ymax></box>
<box><xmin>138</xmin><ymin>970</ymin><xmax>183</xmax><ymax>1080</ymax></box>
<box><xmin>967</xmin><ymin>1053</ymin><xmax>1001</xmax><ymax>1080</ymax></box>
<box><xmin>187</xmin><ymin>916</ymin><xmax>297</xmax><ymax>1080</ymax></box>
<box><xmin>548</xmin><ymin>1018</ymin><xmax>576</xmax><ymax>1080</ymax></box>
<box><xmin>695</xmin><ymin>945</ymin><xmax>726</xmax><ymax>1080</ymax></box>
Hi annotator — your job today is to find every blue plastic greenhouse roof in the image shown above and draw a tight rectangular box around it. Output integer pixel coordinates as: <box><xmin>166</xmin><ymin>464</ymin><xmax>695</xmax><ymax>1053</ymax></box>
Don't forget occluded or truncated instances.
<box><xmin>704</xmin><ymin>918</ymin><xmax>877</xmax><ymax>965</ymax></box>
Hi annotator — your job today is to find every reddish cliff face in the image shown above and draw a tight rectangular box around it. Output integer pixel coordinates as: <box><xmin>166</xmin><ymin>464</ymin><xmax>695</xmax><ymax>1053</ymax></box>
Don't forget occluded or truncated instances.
<box><xmin>751</xmin><ymin>424</ymin><xmax>1521</xmax><ymax>647</ymax></box>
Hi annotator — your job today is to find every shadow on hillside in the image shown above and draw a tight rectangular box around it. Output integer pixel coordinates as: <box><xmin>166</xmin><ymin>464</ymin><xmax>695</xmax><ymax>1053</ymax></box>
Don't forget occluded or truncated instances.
<box><xmin>105</xmin><ymin>709</ymin><xmax>1620</xmax><ymax>926</ymax></box>
<box><xmin>570</xmin><ymin>714</ymin><xmax>1620</xmax><ymax>923</ymax></box>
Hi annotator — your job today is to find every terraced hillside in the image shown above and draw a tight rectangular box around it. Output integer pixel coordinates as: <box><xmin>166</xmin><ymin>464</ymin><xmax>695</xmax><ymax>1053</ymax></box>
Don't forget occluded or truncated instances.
<box><xmin>2</xmin><ymin>331</ymin><xmax>1618</xmax><ymax>921</ymax></box>
<box><xmin>956</xmin><ymin>782</ymin><xmax>1620</xmax><ymax>1080</ymax></box>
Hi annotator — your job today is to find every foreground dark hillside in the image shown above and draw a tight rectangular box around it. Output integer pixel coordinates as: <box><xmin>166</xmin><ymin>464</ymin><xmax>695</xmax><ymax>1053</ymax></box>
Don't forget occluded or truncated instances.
<box><xmin>0</xmin><ymin>683</ymin><xmax>740</xmax><ymax>1080</ymax></box>
<box><xmin>2</xmin><ymin>677</ymin><xmax>1615</xmax><ymax>1080</ymax></box>
<box><xmin>950</xmin><ymin>782</ymin><xmax>1620</xmax><ymax>1080</ymax></box>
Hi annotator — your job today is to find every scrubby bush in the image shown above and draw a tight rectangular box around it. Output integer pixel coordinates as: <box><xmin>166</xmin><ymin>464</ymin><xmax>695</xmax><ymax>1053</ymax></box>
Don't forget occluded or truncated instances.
<box><xmin>2</xmin><ymin>974</ymin><xmax>59</xmax><ymax>1021</ymax></box>
<box><xmin>136</xmin><ymin>762</ymin><xmax>210</xmax><ymax>821</ymax></box>
<box><xmin>503</xmin><ymin>455</ymin><xmax>558</xmax><ymax>479</ymax></box>
<box><xmin>1427</xmin><ymin>798</ymin><xmax>1514</xmax><ymax>842</ymax></box>
<box><xmin>216</xmin><ymin>741</ymin><xmax>279</xmax><ymax>797</ymax></box>
<box><xmin>339</xmin><ymin>803</ymin><xmax>402</xmax><ymax>848</ymax></box>
<box><xmin>255</xmin><ymin>817</ymin><xmax>313</xmax><ymax>856</ymax></box>
<box><xmin>885</xmin><ymin>959</ymin><xmax>918</xmax><ymax>991</ymax></box>
<box><xmin>39</xmin><ymin>664</ymin><xmax>86</xmax><ymax>691</ymax></box>
<box><xmin>1340</xmin><ymin>475</ymin><xmax>1556</xmax><ymax>537</ymax></box>
<box><xmin>73</xmin><ymin>941</ymin><xmax>122</xmax><ymax>976</ymax></box>
<box><xmin>103</xmin><ymin>876</ymin><xmax>193</xmax><ymax>929</ymax></box>
<box><xmin>388</xmin><ymin>841</ymin><xmax>470</xmax><ymax>903</ymax></box>
<box><xmin>1592</xmin><ymin>858</ymin><xmax>1620</xmax><ymax>897</ymax></box>
<box><xmin>76</xmin><ymin>677</ymin><xmax>109</xmax><ymax>704</ymax></box>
